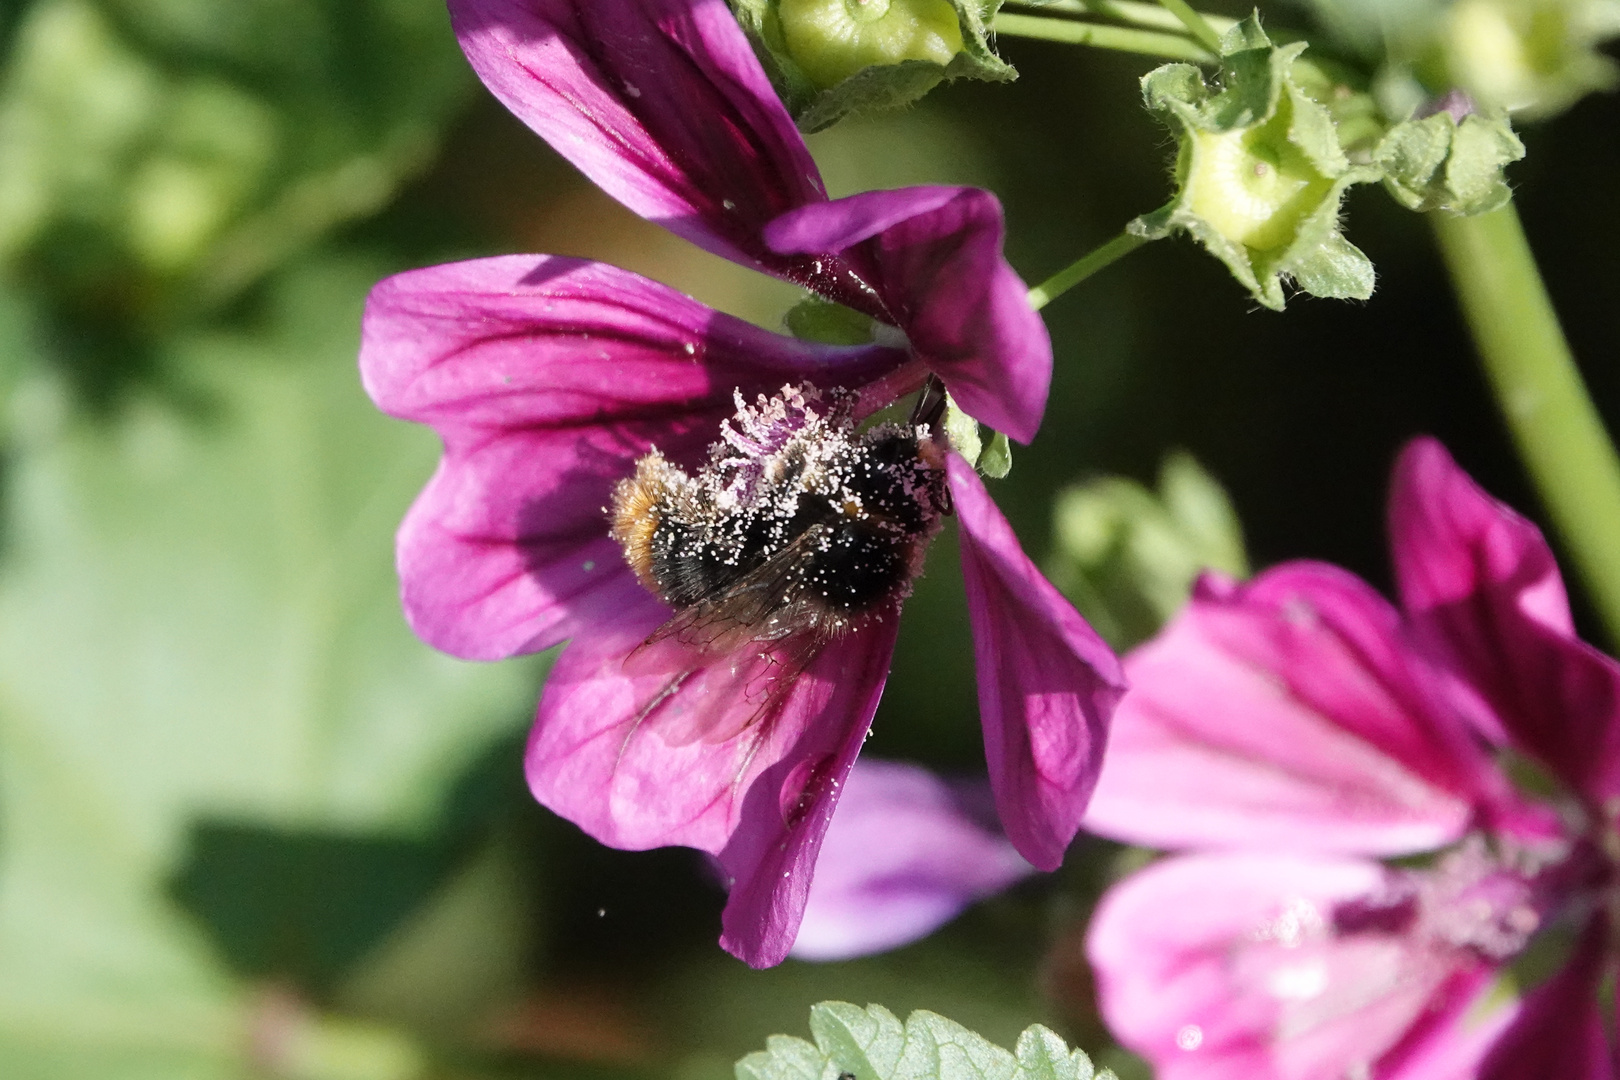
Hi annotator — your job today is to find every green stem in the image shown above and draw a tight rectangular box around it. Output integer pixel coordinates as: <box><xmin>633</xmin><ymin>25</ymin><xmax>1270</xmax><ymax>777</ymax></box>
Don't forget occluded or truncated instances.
<box><xmin>1433</xmin><ymin>204</ymin><xmax>1620</xmax><ymax>646</ymax></box>
<box><xmin>992</xmin><ymin>12</ymin><xmax>1213</xmax><ymax>60</ymax></box>
<box><xmin>1005</xmin><ymin>0</ymin><xmax>1236</xmax><ymax>35</ymax></box>
<box><xmin>1153</xmin><ymin>0</ymin><xmax>1224</xmax><ymax>52</ymax></box>
<box><xmin>1029</xmin><ymin>230</ymin><xmax>1150</xmax><ymax>310</ymax></box>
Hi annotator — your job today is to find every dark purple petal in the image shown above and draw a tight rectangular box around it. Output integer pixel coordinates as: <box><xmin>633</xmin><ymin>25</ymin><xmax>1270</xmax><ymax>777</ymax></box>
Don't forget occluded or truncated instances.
<box><xmin>766</xmin><ymin>188</ymin><xmax>1052</xmax><ymax>442</ymax></box>
<box><xmin>714</xmin><ymin>618</ymin><xmax>902</xmax><ymax>968</ymax></box>
<box><xmin>950</xmin><ymin>457</ymin><xmax>1126</xmax><ymax>871</ymax></box>
<box><xmin>1087</xmin><ymin>852</ymin><xmax>1504</xmax><ymax>1080</ymax></box>
<box><xmin>527</xmin><ymin>609</ymin><xmax>898</xmax><ymax>868</ymax></box>
<box><xmin>449</xmin><ymin>0</ymin><xmax>826</xmax><ymax>274</ymax></box>
<box><xmin>1390</xmin><ymin>437</ymin><xmax>1620</xmax><ymax>802</ymax></box>
<box><xmin>1084</xmin><ymin>563</ymin><xmax>1514</xmax><ymax>855</ymax></box>
<box><xmin>1478</xmin><ymin>915</ymin><xmax>1614</xmax><ymax>1080</ymax></box>
<box><xmin>360</xmin><ymin>255</ymin><xmax>906</xmax><ymax>659</ymax></box>
<box><xmin>789</xmin><ymin>760</ymin><xmax>1033</xmax><ymax>961</ymax></box>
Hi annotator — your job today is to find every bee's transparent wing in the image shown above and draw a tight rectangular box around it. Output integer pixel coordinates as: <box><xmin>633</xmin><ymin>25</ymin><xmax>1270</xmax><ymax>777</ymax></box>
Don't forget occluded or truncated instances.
<box><xmin>633</xmin><ymin>524</ymin><xmax>837</xmax><ymax>659</ymax></box>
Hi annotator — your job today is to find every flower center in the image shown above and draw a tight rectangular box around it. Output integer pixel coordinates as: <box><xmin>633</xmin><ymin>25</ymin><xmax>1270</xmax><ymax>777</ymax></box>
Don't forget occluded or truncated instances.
<box><xmin>1185</xmin><ymin>108</ymin><xmax>1334</xmax><ymax>252</ymax></box>
<box><xmin>610</xmin><ymin>384</ymin><xmax>948</xmax><ymax>640</ymax></box>
<box><xmin>778</xmin><ymin>0</ymin><xmax>965</xmax><ymax>90</ymax></box>
<box><xmin>1332</xmin><ymin>837</ymin><xmax>1555</xmax><ymax>962</ymax></box>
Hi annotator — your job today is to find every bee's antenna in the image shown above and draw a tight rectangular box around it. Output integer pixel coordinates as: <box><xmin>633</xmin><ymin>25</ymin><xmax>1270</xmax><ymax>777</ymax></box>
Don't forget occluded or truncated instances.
<box><xmin>910</xmin><ymin>376</ymin><xmax>948</xmax><ymax>429</ymax></box>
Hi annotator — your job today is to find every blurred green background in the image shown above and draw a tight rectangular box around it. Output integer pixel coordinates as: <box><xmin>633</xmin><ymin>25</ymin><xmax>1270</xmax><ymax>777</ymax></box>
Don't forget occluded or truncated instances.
<box><xmin>0</xmin><ymin>0</ymin><xmax>1614</xmax><ymax>1077</ymax></box>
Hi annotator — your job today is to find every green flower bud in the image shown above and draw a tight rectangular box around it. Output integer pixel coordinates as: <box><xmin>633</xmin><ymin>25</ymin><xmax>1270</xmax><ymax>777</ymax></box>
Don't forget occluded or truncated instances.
<box><xmin>729</xmin><ymin>0</ymin><xmax>1012</xmax><ymax>132</ymax></box>
<box><xmin>1047</xmin><ymin>452</ymin><xmax>1248</xmax><ymax>649</ymax></box>
<box><xmin>1438</xmin><ymin>0</ymin><xmax>1620</xmax><ymax>118</ymax></box>
<box><xmin>779</xmin><ymin>0</ymin><xmax>964</xmax><ymax>89</ymax></box>
<box><xmin>1375</xmin><ymin>97</ymin><xmax>1526</xmax><ymax>215</ymax></box>
<box><xmin>1132</xmin><ymin>17</ymin><xmax>1380</xmax><ymax>310</ymax></box>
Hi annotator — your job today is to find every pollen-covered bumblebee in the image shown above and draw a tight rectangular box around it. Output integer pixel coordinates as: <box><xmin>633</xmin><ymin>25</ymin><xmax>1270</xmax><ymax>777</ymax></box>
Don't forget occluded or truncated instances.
<box><xmin>610</xmin><ymin>383</ymin><xmax>949</xmax><ymax>653</ymax></box>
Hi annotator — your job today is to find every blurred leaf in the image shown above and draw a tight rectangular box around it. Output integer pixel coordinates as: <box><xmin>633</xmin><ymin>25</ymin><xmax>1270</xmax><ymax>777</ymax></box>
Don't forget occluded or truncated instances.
<box><xmin>170</xmin><ymin>825</ymin><xmax>457</xmax><ymax>994</ymax></box>
<box><xmin>0</xmin><ymin>256</ymin><xmax>537</xmax><ymax>1073</ymax></box>
<box><xmin>0</xmin><ymin>0</ymin><xmax>471</xmax><ymax>409</ymax></box>
<box><xmin>1047</xmin><ymin>451</ymin><xmax>1247</xmax><ymax>649</ymax></box>
<box><xmin>735</xmin><ymin>1003</ymin><xmax>1113</xmax><ymax>1080</ymax></box>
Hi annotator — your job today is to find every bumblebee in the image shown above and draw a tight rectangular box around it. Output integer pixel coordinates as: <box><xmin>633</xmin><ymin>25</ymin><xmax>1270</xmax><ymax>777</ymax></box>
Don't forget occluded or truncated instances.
<box><xmin>610</xmin><ymin>383</ymin><xmax>949</xmax><ymax>653</ymax></box>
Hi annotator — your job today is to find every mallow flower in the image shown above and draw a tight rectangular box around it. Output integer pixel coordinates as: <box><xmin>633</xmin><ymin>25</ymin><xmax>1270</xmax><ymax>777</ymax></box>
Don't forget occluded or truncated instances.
<box><xmin>1081</xmin><ymin>437</ymin><xmax>1620</xmax><ymax>1080</ymax></box>
<box><xmin>790</xmin><ymin>758</ymin><xmax>1035</xmax><ymax>961</ymax></box>
<box><xmin>362</xmin><ymin>0</ymin><xmax>1124</xmax><ymax>968</ymax></box>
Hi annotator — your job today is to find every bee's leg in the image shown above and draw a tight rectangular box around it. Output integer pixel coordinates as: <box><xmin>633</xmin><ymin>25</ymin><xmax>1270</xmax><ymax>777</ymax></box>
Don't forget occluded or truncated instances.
<box><xmin>910</xmin><ymin>374</ymin><xmax>948</xmax><ymax>429</ymax></box>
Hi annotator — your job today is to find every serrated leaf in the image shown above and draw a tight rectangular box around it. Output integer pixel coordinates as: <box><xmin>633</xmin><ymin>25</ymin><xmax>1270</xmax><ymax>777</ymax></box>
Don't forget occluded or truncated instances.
<box><xmin>737</xmin><ymin>1034</ymin><xmax>834</xmax><ymax>1080</ymax></box>
<box><xmin>1012</xmin><ymin>1025</ymin><xmax>1096</xmax><ymax>1080</ymax></box>
<box><xmin>811</xmin><ymin>1002</ymin><xmax>909</xmax><ymax>1080</ymax></box>
<box><xmin>901</xmin><ymin>1011</ymin><xmax>1016</xmax><ymax>1080</ymax></box>
<box><xmin>744</xmin><ymin>1004</ymin><xmax>1112</xmax><ymax>1080</ymax></box>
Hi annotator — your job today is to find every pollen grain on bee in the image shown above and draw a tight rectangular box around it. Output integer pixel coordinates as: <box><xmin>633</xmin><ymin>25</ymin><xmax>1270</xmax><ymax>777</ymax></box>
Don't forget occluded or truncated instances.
<box><xmin>608</xmin><ymin>382</ymin><xmax>949</xmax><ymax>642</ymax></box>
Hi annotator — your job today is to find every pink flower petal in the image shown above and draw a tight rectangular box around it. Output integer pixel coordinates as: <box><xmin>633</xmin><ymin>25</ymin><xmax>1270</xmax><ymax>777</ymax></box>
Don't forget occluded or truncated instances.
<box><xmin>1478</xmin><ymin>914</ymin><xmax>1614</xmax><ymax>1080</ymax></box>
<box><xmin>1085</xmin><ymin>563</ymin><xmax>1497</xmax><ymax>856</ymax></box>
<box><xmin>1389</xmin><ymin>437</ymin><xmax>1620</xmax><ymax>802</ymax></box>
<box><xmin>527</xmin><ymin>605</ymin><xmax>899</xmax><ymax>860</ymax></box>
<box><xmin>788</xmin><ymin>760</ymin><xmax>1034</xmax><ymax>961</ymax></box>
<box><xmin>1087</xmin><ymin>852</ymin><xmax>1495</xmax><ymax>1080</ymax></box>
<box><xmin>949</xmin><ymin>457</ymin><xmax>1126</xmax><ymax>871</ymax></box>
<box><xmin>711</xmin><ymin>618</ymin><xmax>903</xmax><ymax>968</ymax></box>
<box><xmin>360</xmin><ymin>255</ymin><xmax>905</xmax><ymax>658</ymax></box>
<box><xmin>766</xmin><ymin>189</ymin><xmax>1051</xmax><ymax>442</ymax></box>
<box><xmin>448</xmin><ymin>0</ymin><xmax>825</xmax><ymax>275</ymax></box>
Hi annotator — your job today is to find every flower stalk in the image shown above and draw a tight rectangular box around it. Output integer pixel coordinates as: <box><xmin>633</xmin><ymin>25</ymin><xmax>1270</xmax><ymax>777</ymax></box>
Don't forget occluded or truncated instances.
<box><xmin>1433</xmin><ymin>203</ymin><xmax>1620</xmax><ymax>647</ymax></box>
<box><xmin>1152</xmin><ymin>0</ymin><xmax>1223</xmax><ymax>53</ymax></box>
<box><xmin>1028</xmin><ymin>229</ymin><xmax>1150</xmax><ymax>310</ymax></box>
<box><xmin>1004</xmin><ymin>0</ymin><xmax>1235</xmax><ymax>35</ymax></box>
<box><xmin>990</xmin><ymin>12</ymin><xmax>1212</xmax><ymax>59</ymax></box>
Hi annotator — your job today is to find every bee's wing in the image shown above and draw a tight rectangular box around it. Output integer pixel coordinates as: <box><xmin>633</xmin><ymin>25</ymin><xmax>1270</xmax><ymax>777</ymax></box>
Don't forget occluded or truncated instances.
<box><xmin>622</xmin><ymin>628</ymin><xmax>828</xmax><ymax>750</ymax></box>
<box><xmin>614</xmin><ymin>523</ymin><xmax>833</xmax><ymax>755</ymax></box>
<box><xmin>635</xmin><ymin>524</ymin><xmax>835</xmax><ymax>660</ymax></box>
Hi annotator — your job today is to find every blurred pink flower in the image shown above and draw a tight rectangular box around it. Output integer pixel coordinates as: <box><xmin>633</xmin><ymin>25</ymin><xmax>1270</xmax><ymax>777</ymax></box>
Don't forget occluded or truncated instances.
<box><xmin>1084</xmin><ymin>437</ymin><xmax>1620</xmax><ymax>1080</ymax></box>
<box><xmin>361</xmin><ymin>0</ymin><xmax>1126</xmax><ymax>967</ymax></box>
<box><xmin>790</xmin><ymin>759</ymin><xmax>1034</xmax><ymax>961</ymax></box>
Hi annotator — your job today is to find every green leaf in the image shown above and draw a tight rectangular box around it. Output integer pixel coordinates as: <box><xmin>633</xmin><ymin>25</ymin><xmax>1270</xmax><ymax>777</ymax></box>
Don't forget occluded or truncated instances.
<box><xmin>784</xmin><ymin>295</ymin><xmax>880</xmax><ymax>346</ymax></box>
<box><xmin>0</xmin><ymin>0</ymin><xmax>471</xmax><ymax>407</ymax></box>
<box><xmin>1047</xmin><ymin>451</ymin><xmax>1248</xmax><ymax>648</ymax></box>
<box><xmin>0</xmin><ymin>256</ymin><xmax>537</xmax><ymax>1075</ymax></box>
<box><xmin>942</xmin><ymin>399</ymin><xmax>983</xmax><ymax>466</ymax></box>
<box><xmin>736</xmin><ymin>1003</ymin><xmax>1112</xmax><ymax>1080</ymax></box>
<box><xmin>977</xmin><ymin>432</ymin><xmax>1012</xmax><ymax>480</ymax></box>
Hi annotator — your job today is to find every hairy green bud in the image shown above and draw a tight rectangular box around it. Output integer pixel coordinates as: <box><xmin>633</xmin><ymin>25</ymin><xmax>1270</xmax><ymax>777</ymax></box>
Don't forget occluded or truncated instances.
<box><xmin>1132</xmin><ymin>17</ymin><xmax>1381</xmax><ymax>310</ymax></box>
<box><xmin>729</xmin><ymin>0</ymin><xmax>1012</xmax><ymax>132</ymax></box>
<box><xmin>779</xmin><ymin>0</ymin><xmax>964</xmax><ymax>89</ymax></box>
<box><xmin>1439</xmin><ymin>0</ymin><xmax>1620</xmax><ymax>119</ymax></box>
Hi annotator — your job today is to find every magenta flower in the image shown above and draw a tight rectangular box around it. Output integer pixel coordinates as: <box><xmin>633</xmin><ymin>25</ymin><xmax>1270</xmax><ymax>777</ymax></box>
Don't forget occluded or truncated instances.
<box><xmin>1082</xmin><ymin>437</ymin><xmax>1620</xmax><ymax>1080</ymax></box>
<box><xmin>790</xmin><ymin>759</ymin><xmax>1034</xmax><ymax>961</ymax></box>
<box><xmin>446</xmin><ymin>0</ymin><xmax>1048</xmax><ymax>441</ymax></box>
<box><xmin>361</xmin><ymin>0</ymin><xmax>1124</xmax><ymax>968</ymax></box>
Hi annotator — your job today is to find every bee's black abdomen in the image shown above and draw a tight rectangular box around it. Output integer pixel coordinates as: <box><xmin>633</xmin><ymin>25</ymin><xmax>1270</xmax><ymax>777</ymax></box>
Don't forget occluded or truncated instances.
<box><xmin>798</xmin><ymin>520</ymin><xmax>914</xmax><ymax>615</ymax></box>
<box><xmin>609</xmin><ymin>384</ymin><xmax>947</xmax><ymax>639</ymax></box>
